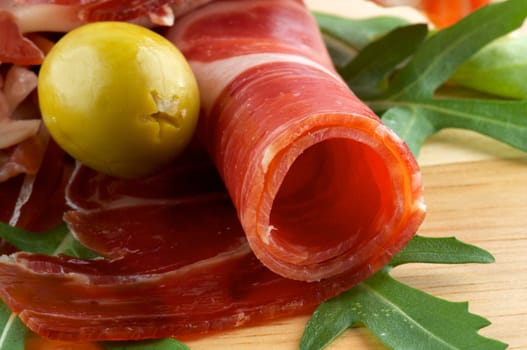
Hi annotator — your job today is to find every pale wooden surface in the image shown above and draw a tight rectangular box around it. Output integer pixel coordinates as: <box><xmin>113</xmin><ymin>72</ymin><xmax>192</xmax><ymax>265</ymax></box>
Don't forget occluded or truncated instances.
<box><xmin>187</xmin><ymin>1</ymin><xmax>527</xmax><ymax>349</ymax></box>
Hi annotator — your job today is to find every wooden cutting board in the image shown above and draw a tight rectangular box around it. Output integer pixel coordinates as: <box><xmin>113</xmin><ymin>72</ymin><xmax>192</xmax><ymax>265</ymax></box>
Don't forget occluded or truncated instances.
<box><xmin>187</xmin><ymin>2</ymin><xmax>527</xmax><ymax>349</ymax></box>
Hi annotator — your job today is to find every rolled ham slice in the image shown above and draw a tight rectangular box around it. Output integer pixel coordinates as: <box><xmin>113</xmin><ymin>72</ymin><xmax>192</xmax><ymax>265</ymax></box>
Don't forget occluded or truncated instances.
<box><xmin>0</xmin><ymin>0</ymin><xmax>425</xmax><ymax>341</ymax></box>
<box><xmin>165</xmin><ymin>0</ymin><xmax>425</xmax><ymax>282</ymax></box>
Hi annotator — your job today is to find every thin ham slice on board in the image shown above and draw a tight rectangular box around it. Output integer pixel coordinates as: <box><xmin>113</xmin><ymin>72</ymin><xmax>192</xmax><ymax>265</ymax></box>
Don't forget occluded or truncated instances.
<box><xmin>0</xmin><ymin>0</ymin><xmax>425</xmax><ymax>342</ymax></box>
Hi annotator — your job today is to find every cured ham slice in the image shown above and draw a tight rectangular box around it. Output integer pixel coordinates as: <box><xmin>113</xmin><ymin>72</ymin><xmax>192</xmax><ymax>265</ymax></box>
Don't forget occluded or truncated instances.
<box><xmin>165</xmin><ymin>0</ymin><xmax>425</xmax><ymax>282</ymax></box>
<box><xmin>0</xmin><ymin>0</ymin><xmax>425</xmax><ymax>342</ymax></box>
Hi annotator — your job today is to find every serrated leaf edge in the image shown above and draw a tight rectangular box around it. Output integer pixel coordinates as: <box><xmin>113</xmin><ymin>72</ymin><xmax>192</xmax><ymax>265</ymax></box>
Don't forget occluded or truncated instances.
<box><xmin>362</xmin><ymin>274</ymin><xmax>501</xmax><ymax>350</ymax></box>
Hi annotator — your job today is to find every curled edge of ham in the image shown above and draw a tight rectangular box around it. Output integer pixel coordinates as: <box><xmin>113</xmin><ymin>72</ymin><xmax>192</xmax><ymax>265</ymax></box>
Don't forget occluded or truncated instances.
<box><xmin>165</xmin><ymin>0</ymin><xmax>426</xmax><ymax>282</ymax></box>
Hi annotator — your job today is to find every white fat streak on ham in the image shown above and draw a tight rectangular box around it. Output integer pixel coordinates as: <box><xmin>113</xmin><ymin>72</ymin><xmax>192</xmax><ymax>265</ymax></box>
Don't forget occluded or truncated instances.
<box><xmin>148</xmin><ymin>3</ymin><xmax>174</xmax><ymax>26</ymax></box>
<box><xmin>5</xmin><ymin>3</ymin><xmax>80</xmax><ymax>32</ymax></box>
<box><xmin>0</xmin><ymin>120</ymin><xmax>41</xmax><ymax>149</ymax></box>
<box><xmin>8</xmin><ymin>174</ymin><xmax>36</xmax><ymax>226</ymax></box>
<box><xmin>1</xmin><ymin>65</ymin><xmax>37</xmax><ymax>114</ymax></box>
<box><xmin>9</xmin><ymin>239</ymin><xmax>251</xmax><ymax>285</ymax></box>
<box><xmin>165</xmin><ymin>0</ymin><xmax>343</xmax><ymax>120</ymax></box>
<box><xmin>189</xmin><ymin>53</ymin><xmax>343</xmax><ymax>115</ymax></box>
<box><xmin>0</xmin><ymin>65</ymin><xmax>41</xmax><ymax>150</ymax></box>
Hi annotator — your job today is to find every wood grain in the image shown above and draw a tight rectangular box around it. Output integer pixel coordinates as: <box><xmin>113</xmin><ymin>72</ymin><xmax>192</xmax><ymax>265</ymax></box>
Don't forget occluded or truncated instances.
<box><xmin>187</xmin><ymin>1</ymin><xmax>527</xmax><ymax>349</ymax></box>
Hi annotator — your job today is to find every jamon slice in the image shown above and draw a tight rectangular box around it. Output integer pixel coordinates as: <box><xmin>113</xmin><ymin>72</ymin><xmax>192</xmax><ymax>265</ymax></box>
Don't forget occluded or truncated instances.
<box><xmin>165</xmin><ymin>0</ymin><xmax>425</xmax><ymax>282</ymax></box>
<box><xmin>0</xmin><ymin>0</ymin><xmax>425</xmax><ymax>342</ymax></box>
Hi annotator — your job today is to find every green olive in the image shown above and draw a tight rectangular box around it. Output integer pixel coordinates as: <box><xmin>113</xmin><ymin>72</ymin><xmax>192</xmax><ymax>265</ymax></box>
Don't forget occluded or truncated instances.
<box><xmin>38</xmin><ymin>21</ymin><xmax>200</xmax><ymax>178</ymax></box>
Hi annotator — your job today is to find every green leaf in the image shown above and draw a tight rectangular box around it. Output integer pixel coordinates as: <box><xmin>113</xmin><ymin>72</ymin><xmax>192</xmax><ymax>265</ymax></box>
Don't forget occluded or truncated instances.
<box><xmin>384</xmin><ymin>0</ymin><xmax>527</xmax><ymax>100</ymax></box>
<box><xmin>451</xmin><ymin>35</ymin><xmax>527</xmax><ymax>99</ymax></box>
<box><xmin>315</xmin><ymin>13</ymin><xmax>410</xmax><ymax>67</ymax></box>
<box><xmin>57</xmin><ymin>234</ymin><xmax>101</xmax><ymax>259</ymax></box>
<box><xmin>0</xmin><ymin>222</ymin><xmax>68</xmax><ymax>255</ymax></box>
<box><xmin>339</xmin><ymin>23</ymin><xmax>428</xmax><ymax>98</ymax></box>
<box><xmin>389</xmin><ymin>235</ymin><xmax>495</xmax><ymax>267</ymax></box>
<box><xmin>103</xmin><ymin>338</ymin><xmax>190</xmax><ymax>350</ymax></box>
<box><xmin>0</xmin><ymin>222</ymin><xmax>100</xmax><ymax>258</ymax></box>
<box><xmin>381</xmin><ymin>106</ymin><xmax>436</xmax><ymax>156</ymax></box>
<box><xmin>301</xmin><ymin>271</ymin><xmax>507</xmax><ymax>350</ymax></box>
<box><xmin>379</xmin><ymin>98</ymin><xmax>527</xmax><ymax>156</ymax></box>
<box><xmin>301</xmin><ymin>236</ymin><xmax>501</xmax><ymax>349</ymax></box>
<box><xmin>0</xmin><ymin>304</ymin><xmax>25</xmax><ymax>350</ymax></box>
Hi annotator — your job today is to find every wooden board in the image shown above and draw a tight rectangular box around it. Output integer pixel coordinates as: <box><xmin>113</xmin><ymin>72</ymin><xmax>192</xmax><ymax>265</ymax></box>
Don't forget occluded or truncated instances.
<box><xmin>187</xmin><ymin>2</ymin><xmax>527</xmax><ymax>349</ymax></box>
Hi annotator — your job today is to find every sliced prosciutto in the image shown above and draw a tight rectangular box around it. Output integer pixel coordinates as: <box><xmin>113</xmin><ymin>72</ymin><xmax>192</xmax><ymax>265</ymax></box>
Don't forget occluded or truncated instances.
<box><xmin>165</xmin><ymin>0</ymin><xmax>425</xmax><ymax>282</ymax></box>
<box><xmin>0</xmin><ymin>0</ymin><xmax>425</xmax><ymax>342</ymax></box>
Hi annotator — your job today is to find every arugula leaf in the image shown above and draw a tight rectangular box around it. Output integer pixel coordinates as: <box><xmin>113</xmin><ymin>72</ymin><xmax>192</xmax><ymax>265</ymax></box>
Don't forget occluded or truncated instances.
<box><xmin>58</xmin><ymin>234</ymin><xmax>102</xmax><ymax>259</ymax></box>
<box><xmin>328</xmin><ymin>0</ymin><xmax>527</xmax><ymax>156</ymax></box>
<box><xmin>300</xmin><ymin>237</ymin><xmax>505</xmax><ymax>350</ymax></box>
<box><xmin>451</xmin><ymin>35</ymin><xmax>527</xmax><ymax>99</ymax></box>
<box><xmin>384</xmin><ymin>0</ymin><xmax>527</xmax><ymax>100</ymax></box>
<box><xmin>389</xmin><ymin>235</ymin><xmax>495</xmax><ymax>267</ymax></box>
<box><xmin>0</xmin><ymin>221</ymin><xmax>100</xmax><ymax>258</ymax></box>
<box><xmin>0</xmin><ymin>222</ymin><xmax>69</xmax><ymax>255</ymax></box>
<box><xmin>338</xmin><ymin>23</ymin><xmax>428</xmax><ymax>98</ymax></box>
<box><xmin>315</xmin><ymin>13</ymin><xmax>410</xmax><ymax>67</ymax></box>
<box><xmin>380</xmin><ymin>98</ymin><xmax>527</xmax><ymax>156</ymax></box>
<box><xmin>301</xmin><ymin>271</ymin><xmax>507</xmax><ymax>350</ymax></box>
<box><xmin>381</xmin><ymin>106</ymin><xmax>435</xmax><ymax>156</ymax></box>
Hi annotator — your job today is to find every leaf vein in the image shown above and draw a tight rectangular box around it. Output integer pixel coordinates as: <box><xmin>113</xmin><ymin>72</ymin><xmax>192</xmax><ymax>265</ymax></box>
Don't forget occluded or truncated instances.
<box><xmin>361</xmin><ymin>282</ymin><xmax>459</xmax><ymax>350</ymax></box>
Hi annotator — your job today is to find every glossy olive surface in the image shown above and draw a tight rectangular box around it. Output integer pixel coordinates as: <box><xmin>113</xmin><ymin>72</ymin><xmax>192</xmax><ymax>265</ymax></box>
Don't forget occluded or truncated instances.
<box><xmin>39</xmin><ymin>21</ymin><xmax>200</xmax><ymax>178</ymax></box>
